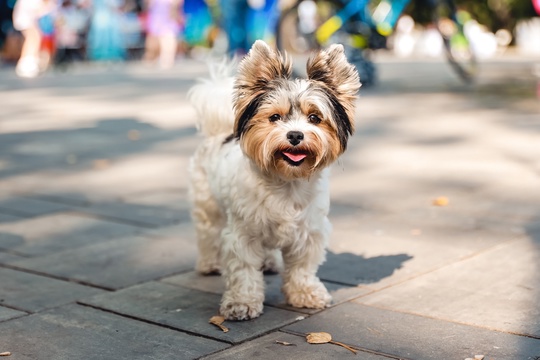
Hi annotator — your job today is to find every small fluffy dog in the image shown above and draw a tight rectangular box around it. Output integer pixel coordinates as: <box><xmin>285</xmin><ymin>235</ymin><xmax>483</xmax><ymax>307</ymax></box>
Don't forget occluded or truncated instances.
<box><xmin>188</xmin><ymin>40</ymin><xmax>360</xmax><ymax>320</ymax></box>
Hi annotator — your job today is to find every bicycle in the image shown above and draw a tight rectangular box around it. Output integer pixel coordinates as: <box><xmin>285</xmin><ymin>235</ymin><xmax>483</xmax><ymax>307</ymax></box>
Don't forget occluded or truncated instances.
<box><xmin>276</xmin><ymin>0</ymin><xmax>477</xmax><ymax>86</ymax></box>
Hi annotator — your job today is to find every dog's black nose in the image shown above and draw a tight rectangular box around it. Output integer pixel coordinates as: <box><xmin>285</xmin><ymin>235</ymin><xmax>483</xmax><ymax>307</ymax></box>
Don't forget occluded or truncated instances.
<box><xmin>287</xmin><ymin>131</ymin><xmax>304</xmax><ymax>146</ymax></box>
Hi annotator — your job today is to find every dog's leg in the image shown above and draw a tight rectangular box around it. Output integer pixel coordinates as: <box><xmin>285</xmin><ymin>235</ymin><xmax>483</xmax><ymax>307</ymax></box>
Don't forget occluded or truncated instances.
<box><xmin>219</xmin><ymin>227</ymin><xmax>265</xmax><ymax>320</ymax></box>
<box><xmin>189</xmin><ymin>157</ymin><xmax>224</xmax><ymax>275</ymax></box>
<box><xmin>281</xmin><ymin>229</ymin><xmax>332</xmax><ymax>309</ymax></box>
<box><xmin>191</xmin><ymin>202</ymin><xmax>224</xmax><ymax>275</ymax></box>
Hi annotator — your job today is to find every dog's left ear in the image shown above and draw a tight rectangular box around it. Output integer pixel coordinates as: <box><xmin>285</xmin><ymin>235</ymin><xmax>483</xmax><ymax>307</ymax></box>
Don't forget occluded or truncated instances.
<box><xmin>233</xmin><ymin>41</ymin><xmax>292</xmax><ymax>138</ymax></box>
<box><xmin>306</xmin><ymin>44</ymin><xmax>360</xmax><ymax>134</ymax></box>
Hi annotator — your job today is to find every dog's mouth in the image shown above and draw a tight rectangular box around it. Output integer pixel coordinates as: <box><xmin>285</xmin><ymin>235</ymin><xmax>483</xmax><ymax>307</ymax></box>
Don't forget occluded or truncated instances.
<box><xmin>281</xmin><ymin>150</ymin><xmax>309</xmax><ymax>166</ymax></box>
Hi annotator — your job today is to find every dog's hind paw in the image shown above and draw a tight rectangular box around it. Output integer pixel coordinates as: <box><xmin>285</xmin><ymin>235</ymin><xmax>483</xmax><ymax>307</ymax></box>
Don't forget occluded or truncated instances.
<box><xmin>220</xmin><ymin>299</ymin><xmax>264</xmax><ymax>321</ymax></box>
<box><xmin>196</xmin><ymin>259</ymin><xmax>221</xmax><ymax>275</ymax></box>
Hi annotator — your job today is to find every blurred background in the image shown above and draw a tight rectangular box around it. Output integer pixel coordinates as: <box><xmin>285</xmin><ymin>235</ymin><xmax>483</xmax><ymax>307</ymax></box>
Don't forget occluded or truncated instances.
<box><xmin>0</xmin><ymin>0</ymin><xmax>539</xmax><ymax>77</ymax></box>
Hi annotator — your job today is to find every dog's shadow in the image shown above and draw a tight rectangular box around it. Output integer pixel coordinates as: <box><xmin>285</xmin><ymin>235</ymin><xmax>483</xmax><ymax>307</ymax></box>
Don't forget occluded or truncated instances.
<box><xmin>265</xmin><ymin>250</ymin><xmax>413</xmax><ymax>311</ymax></box>
<box><xmin>167</xmin><ymin>251</ymin><xmax>413</xmax><ymax>313</ymax></box>
<box><xmin>319</xmin><ymin>251</ymin><xmax>413</xmax><ymax>286</ymax></box>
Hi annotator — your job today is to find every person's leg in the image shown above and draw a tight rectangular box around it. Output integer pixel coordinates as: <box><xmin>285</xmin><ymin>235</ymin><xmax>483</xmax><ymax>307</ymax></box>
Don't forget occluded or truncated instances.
<box><xmin>220</xmin><ymin>0</ymin><xmax>248</xmax><ymax>55</ymax></box>
<box><xmin>158</xmin><ymin>33</ymin><xmax>177</xmax><ymax>68</ymax></box>
<box><xmin>16</xmin><ymin>26</ymin><xmax>41</xmax><ymax>77</ymax></box>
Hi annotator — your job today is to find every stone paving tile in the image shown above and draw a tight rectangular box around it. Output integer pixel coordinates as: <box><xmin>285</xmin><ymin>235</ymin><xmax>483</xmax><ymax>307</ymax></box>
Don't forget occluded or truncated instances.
<box><xmin>320</xmin><ymin>213</ymin><xmax>523</xmax><ymax>290</ymax></box>
<box><xmin>201</xmin><ymin>331</ymin><xmax>395</xmax><ymax>360</ymax></box>
<box><xmin>161</xmin><ymin>271</ymin><xmax>371</xmax><ymax>314</ymax></box>
<box><xmin>0</xmin><ymin>251</ymin><xmax>25</xmax><ymax>263</ymax></box>
<box><xmin>330</xmin><ymin>180</ymin><xmax>540</xmax><ymax>228</ymax></box>
<box><xmin>75</xmin><ymin>200</ymin><xmax>189</xmax><ymax>228</ymax></box>
<box><xmin>118</xmin><ymin>188</ymin><xmax>190</xmax><ymax>210</ymax></box>
<box><xmin>11</xmin><ymin>227</ymin><xmax>197</xmax><ymax>289</ymax></box>
<box><xmin>0</xmin><ymin>212</ymin><xmax>142</xmax><ymax>256</ymax></box>
<box><xmin>0</xmin><ymin>196</ymin><xmax>72</xmax><ymax>218</ymax></box>
<box><xmin>0</xmin><ymin>306</ymin><xmax>26</xmax><ymax>322</ymax></box>
<box><xmin>0</xmin><ymin>304</ymin><xmax>228</xmax><ymax>360</ymax></box>
<box><xmin>3</xmin><ymin>153</ymin><xmax>188</xmax><ymax>201</ymax></box>
<box><xmin>25</xmin><ymin>192</ymin><xmax>94</xmax><ymax>206</ymax></box>
<box><xmin>356</xmin><ymin>238</ymin><xmax>540</xmax><ymax>338</ymax></box>
<box><xmin>142</xmin><ymin>221</ymin><xmax>196</xmax><ymax>238</ymax></box>
<box><xmin>81</xmin><ymin>281</ymin><xmax>303</xmax><ymax>344</ymax></box>
<box><xmin>0</xmin><ymin>213</ymin><xmax>21</xmax><ymax>224</ymax></box>
<box><xmin>284</xmin><ymin>302</ymin><xmax>540</xmax><ymax>360</ymax></box>
<box><xmin>0</xmin><ymin>268</ymin><xmax>103</xmax><ymax>312</ymax></box>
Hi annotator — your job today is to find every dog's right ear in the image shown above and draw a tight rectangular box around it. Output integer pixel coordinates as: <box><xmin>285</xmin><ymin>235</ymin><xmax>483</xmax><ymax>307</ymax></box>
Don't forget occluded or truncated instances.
<box><xmin>233</xmin><ymin>41</ymin><xmax>292</xmax><ymax>138</ymax></box>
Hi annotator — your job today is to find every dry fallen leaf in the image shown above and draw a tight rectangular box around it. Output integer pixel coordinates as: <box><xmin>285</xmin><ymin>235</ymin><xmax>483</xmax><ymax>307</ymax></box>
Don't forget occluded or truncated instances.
<box><xmin>474</xmin><ymin>356</ymin><xmax>485</xmax><ymax>360</ymax></box>
<box><xmin>92</xmin><ymin>159</ymin><xmax>111</xmax><ymax>170</ymax></box>
<box><xmin>209</xmin><ymin>315</ymin><xmax>229</xmax><ymax>333</ymax></box>
<box><xmin>127</xmin><ymin>130</ymin><xmax>140</xmax><ymax>141</ymax></box>
<box><xmin>65</xmin><ymin>154</ymin><xmax>77</xmax><ymax>165</ymax></box>
<box><xmin>275</xmin><ymin>340</ymin><xmax>296</xmax><ymax>346</ymax></box>
<box><xmin>306</xmin><ymin>332</ymin><xmax>358</xmax><ymax>354</ymax></box>
<box><xmin>0</xmin><ymin>352</ymin><xmax>11</xmax><ymax>357</ymax></box>
<box><xmin>306</xmin><ymin>332</ymin><xmax>332</xmax><ymax>344</ymax></box>
<box><xmin>433</xmin><ymin>196</ymin><xmax>449</xmax><ymax>206</ymax></box>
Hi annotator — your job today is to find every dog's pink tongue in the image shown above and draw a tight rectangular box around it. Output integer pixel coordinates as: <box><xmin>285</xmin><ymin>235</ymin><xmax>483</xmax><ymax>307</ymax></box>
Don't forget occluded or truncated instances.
<box><xmin>283</xmin><ymin>152</ymin><xmax>307</xmax><ymax>162</ymax></box>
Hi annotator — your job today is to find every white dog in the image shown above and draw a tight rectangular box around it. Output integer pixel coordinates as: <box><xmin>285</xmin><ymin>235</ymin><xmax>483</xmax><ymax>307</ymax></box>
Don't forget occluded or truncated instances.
<box><xmin>187</xmin><ymin>40</ymin><xmax>360</xmax><ymax>320</ymax></box>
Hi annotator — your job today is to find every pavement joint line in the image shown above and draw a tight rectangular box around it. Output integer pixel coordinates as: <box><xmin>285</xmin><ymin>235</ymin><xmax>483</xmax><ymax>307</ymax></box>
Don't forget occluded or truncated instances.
<box><xmin>0</xmin><ymin>249</ymin><xmax>33</xmax><ymax>258</ymax></box>
<box><xmin>156</xmin><ymin>277</ymin><xmax>315</xmax><ymax>311</ymax></box>
<box><xmin>0</xmin><ymin>302</ymin><xmax>31</xmax><ymax>315</ymax></box>
<box><xmin>152</xmin><ymin>268</ymin><xmax>201</xmax><ymax>283</ymax></box>
<box><xmin>279</xmin><ymin>329</ymin><xmax>410</xmax><ymax>360</ymax></box>
<box><xmin>319</xmin><ymin>278</ymin><xmax>362</xmax><ymax>287</ymax></box>
<box><xmin>355</xmin><ymin>302</ymin><xmax>540</xmax><ymax>341</ymax></box>
<box><xmin>0</xmin><ymin>263</ymin><xmax>115</xmax><ymax>291</ymax></box>
<box><xmin>76</xmin><ymin>301</ymin><xmax>237</xmax><ymax>345</ymax></box>
<box><xmin>19</xmin><ymin>193</ymin><xmax>92</xmax><ymax>207</ymax></box>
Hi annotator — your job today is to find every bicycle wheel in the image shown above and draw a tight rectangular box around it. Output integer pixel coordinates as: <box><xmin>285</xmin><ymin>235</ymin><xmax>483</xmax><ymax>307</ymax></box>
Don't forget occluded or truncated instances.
<box><xmin>276</xmin><ymin>0</ymin><xmax>347</xmax><ymax>77</ymax></box>
<box><xmin>432</xmin><ymin>0</ymin><xmax>477</xmax><ymax>82</ymax></box>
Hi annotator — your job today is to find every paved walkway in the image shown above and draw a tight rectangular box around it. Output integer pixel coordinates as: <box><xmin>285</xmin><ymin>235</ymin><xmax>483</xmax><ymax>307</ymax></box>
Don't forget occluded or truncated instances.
<box><xmin>0</xmin><ymin>52</ymin><xmax>539</xmax><ymax>359</ymax></box>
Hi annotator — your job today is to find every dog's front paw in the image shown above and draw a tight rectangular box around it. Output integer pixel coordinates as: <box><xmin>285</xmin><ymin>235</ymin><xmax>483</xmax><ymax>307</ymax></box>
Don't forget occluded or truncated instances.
<box><xmin>220</xmin><ymin>296</ymin><xmax>264</xmax><ymax>321</ymax></box>
<box><xmin>283</xmin><ymin>281</ymin><xmax>332</xmax><ymax>309</ymax></box>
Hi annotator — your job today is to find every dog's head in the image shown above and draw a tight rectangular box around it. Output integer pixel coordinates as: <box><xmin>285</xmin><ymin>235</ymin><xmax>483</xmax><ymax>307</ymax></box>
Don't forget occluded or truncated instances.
<box><xmin>233</xmin><ymin>40</ymin><xmax>360</xmax><ymax>180</ymax></box>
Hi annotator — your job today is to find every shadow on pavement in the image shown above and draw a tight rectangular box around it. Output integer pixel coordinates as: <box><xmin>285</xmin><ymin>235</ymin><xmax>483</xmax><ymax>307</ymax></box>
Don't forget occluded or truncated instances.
<box><xmin>320</xmin><ymin>251</ymin><xmax>413</xmax><ymax>286</ymax></box>
<box><xmin>0</xmin><ymin>118</ymin><xmax>197</xmax><ymax>180</ymax></box>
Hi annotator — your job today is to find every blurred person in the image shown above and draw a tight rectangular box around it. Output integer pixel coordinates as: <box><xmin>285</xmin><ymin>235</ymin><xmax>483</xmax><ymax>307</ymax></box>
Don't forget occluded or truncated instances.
<box><xmin>12</xmin><ymin>0</ymin><xmax>56</xmax><ymax>77</ymax></box>
<box><xmin>54</xmin><ymin>0</ymin><xmax>90</xmax><ymax>65</ymax></box>
<box><xmin>143</xmin><ymin>0</ymin><xmax>183</xmax><ymax>68</ymax></box>
<box><xmin>120</xmin><ymin>0</ymin><xmax>144</xmax><ymax>59</ymax></box>
<box><xmin>219</xmin><ymin>0</ymin><xmax>249</xmax><ymax>55</ymax></box>
<box><xmin>38</xmin><ymin>2</ymin><xmax>57</xmax><ymax>69</ymax></box>
<box><xmin>182</xmin><ymin>0</ymin><xmax>214</xmax><ymax>50</ymax></box>
<box><xmin>246</xmin><ymin>0</ymin><xmax>277</xmax><ymax>46</ymax></box>
<box><xmin>87</xmin><ymin>0</ymin><xmax>125</xmax><ymax>61</ymax></box>
<box><xmin>219</xmin><ymin>0</ymin><xmax>277</xmax><ymax>56</ymax></box>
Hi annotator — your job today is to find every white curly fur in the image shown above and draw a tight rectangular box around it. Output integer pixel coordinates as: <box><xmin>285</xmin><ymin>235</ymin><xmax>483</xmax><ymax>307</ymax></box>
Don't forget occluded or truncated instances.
<box><xmin>187</xmin><ymin>42</ymin><xmax>358</xmax><ymax>320</ymax></box>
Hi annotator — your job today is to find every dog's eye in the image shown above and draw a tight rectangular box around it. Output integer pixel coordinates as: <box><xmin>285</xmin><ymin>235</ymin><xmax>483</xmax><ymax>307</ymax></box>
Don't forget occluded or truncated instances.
<box><xmin>308</xmin><ymin>114</ymin><xmax>321</xmax><ymax>124</ymax></box>
<box><xmin>269</xmin><ymin>114</ymin><xmax>281</xmax><ymax>122</ymax></box>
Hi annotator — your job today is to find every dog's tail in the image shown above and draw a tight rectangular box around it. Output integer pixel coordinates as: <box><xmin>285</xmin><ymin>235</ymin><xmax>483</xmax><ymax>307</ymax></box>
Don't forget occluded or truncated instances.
<box><xmin>188</xmin><ymin>59</ymin><xmax>236</xmax><ymax>137</ymax></box>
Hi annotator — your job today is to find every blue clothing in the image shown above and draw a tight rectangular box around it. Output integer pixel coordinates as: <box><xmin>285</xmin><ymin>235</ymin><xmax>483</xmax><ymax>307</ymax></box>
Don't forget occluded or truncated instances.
<box><xmin>220</xmin><ymin>0</ymin><xmax>278</xmax><ymax>55</ymax></box>
<box><xmin>87</xmin><ymin>0</ymin><xmax>125</xmax><ymax>60</ymax></box>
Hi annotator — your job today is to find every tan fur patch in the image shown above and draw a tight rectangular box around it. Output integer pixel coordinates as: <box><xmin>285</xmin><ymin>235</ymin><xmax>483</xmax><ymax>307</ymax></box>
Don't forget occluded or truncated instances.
<box><xmin>234</xmin><ymin>40</ymin><xmax>360</xmax><ymax>179</ymax></box>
